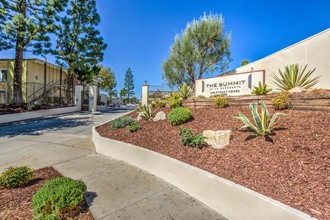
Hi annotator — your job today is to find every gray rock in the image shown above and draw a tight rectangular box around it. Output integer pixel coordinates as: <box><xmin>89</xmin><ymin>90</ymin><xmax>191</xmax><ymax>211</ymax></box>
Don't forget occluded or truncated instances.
<box><xmin>153</xmin><ymin>111</ymin><xmax>166</xmax><ymax>121</ymax></box>
<box><xmin>203</xmin><ymin>130</ymin><xmax>231</xmax><ymax>149</ymax></box>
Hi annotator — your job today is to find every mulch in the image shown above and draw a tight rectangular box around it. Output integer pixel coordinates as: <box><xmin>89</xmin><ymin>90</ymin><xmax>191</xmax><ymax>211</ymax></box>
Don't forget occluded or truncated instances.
<box><xmin>96</xmin><ymin>106</ymin><xmax>330</xmax><ymax>220</ymax></box>
<box><xmin>0</xmin><ymin>166</ymin><xmax>94</xmax><ymax>220</ymax></box>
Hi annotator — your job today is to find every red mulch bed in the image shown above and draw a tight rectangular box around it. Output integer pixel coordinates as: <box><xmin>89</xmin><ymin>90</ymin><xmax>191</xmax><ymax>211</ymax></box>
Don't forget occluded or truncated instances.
<box><xmin>0</xmin><ymin>166</ymin><xmax>93</xmax><ymax>220</ymax></box>
<box><xmin>97</xmin><ymin>106</ymin><xmax>330</xmax><ymax>219</ymax></box>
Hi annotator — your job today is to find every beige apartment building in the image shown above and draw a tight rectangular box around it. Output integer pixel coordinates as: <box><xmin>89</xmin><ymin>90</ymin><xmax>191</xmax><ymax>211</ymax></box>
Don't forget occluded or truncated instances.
<box><xmin>0</xmin><ymin>58</ymin><xmax>69</xmax><ymax>104</ymax></box>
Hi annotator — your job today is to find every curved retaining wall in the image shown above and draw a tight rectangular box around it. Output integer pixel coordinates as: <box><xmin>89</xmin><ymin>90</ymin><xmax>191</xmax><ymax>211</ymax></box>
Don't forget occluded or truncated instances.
<box><xmin>92</xmin><ymin>125</ymin><xmax>315</xmax><ymax>220</ymax></box>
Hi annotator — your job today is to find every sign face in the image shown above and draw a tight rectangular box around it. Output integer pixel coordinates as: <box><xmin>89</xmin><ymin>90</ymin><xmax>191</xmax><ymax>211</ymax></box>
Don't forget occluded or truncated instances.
<box><xmin>195</xmin><ymin>70</ymin><xmax>264</xmax><ymax>97</ymax></box>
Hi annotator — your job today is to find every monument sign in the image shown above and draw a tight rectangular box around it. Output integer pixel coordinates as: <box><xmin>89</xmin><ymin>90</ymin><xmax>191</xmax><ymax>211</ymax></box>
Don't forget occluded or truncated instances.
<box><xmin>195</xmin><ymin>70</ymin><xmax>265</xmax><ymax>97</ymax></box>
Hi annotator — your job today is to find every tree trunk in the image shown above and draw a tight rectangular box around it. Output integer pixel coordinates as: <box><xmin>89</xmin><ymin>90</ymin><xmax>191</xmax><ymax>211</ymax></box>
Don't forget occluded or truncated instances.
<box><xmin>13</xmin><ymin>45</ymin><xmax>24</xmax><ymax>105</ymax></box>
<box><xmin>12</xmin><ymin>0</ymin><xmax>27</xmax><ymax>105</ymax></box>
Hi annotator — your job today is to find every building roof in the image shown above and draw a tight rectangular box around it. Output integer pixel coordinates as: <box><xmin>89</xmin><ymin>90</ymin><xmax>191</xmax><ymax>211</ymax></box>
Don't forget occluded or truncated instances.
<box><xmin>0</xmin><ymin>58</ymin><xmax>68</xmax><ymax>72</ymax></box>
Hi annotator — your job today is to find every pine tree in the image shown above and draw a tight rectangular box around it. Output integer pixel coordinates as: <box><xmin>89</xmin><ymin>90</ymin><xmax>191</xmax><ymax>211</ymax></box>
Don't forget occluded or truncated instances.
<box><xmin>0</xmin><ymin>0</ymin><xmax>67</xmax><ymax>104</ymax></box>
<box><xmin>124</xmin><ymin>68</ymin><xmax>135</xmax><ymax>103</ymax></box>
<box><xmin>162</xmin><ymin>13</ymin><xmax>231</xmax><ymax>88</ymax></box>
<box><xmin>54</xmin><ymin>0</ymin><xmax>107</xmax><ymax>103</ymax></box>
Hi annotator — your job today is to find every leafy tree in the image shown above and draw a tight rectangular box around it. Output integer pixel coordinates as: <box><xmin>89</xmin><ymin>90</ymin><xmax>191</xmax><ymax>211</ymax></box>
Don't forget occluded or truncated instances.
<box><xmin>98</xmin><ymin>67</ymin><xmax>116</xmax><ymax>94</ymax></box>
<box><xmin>240</xmin><ymin>59</ymin><xmax>249</xmax><ymax>66</ymax></box>
<box><xmin>0</xmin><ymin>0</ymin><xmax>67</xmax><ymax>104</ymax></box>
<box><xmin>124</xmin><ymin>68</ymin><xmax>135</xmax><ymax>102</ymax></box>
<box><xmin>162</xmin><ymin>13</ymin><xmax>231</xmax><ymax>88</ymax></box>
<box><xmin>54</xmin><ymin>0</ymin><xmax>107</xmax><ymax>103</ymax></box>
<box><xmin>119</xmin><ymin>88</ymin><xmax>127</xmax><ymax>98</ymax></box>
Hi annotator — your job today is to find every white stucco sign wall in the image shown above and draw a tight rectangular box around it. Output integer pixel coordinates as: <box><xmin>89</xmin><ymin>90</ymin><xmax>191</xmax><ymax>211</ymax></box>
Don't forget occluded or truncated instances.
<box><xmin>195</xmin><ymin>70</ymin><xmax>265</xmax><ymax>97</ymax></box>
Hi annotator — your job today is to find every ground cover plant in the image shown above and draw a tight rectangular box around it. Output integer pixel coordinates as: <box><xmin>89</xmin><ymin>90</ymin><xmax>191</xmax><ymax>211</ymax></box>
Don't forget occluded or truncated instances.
<box><xmin>272</xmin><ymin>92</ymin><xmax>290</xmax><ymax>110</ymax></box>
<box><xmin>0</xmin><ymin>166</ymin><xmax>33</xmax><ymax>188</ymax></box>
<box><xmin>97</xmin><ymin>106</ymin><xmax>330</xmax><ymax>220</ymax></box>
<box><xmin>110</xmin><ymin>116</ymin><xmax>136</xmax><ymax>129</ymax></box>
<box><xmin>128</xmin><ymin>123</ymin><xmax>140</xmax><ymax>132</ymax></box>
<box><xmin>33</xmin><ymin>177</ymin><xmax>87</xmax><ymax>219</ymax></box>
<box><xmin>179</xmin><ymin>128</ymin><xmax>206</xmax><ymax>149</ymax></box>
<box><xmin>0</xmin><ymin>167</ymin><xmax>93</xmax><ymax>219</ymax></box>
<box><xmin>168</xmin><ymin>107</ymin><xmax>192</xmax><ymax>126</ymax></box>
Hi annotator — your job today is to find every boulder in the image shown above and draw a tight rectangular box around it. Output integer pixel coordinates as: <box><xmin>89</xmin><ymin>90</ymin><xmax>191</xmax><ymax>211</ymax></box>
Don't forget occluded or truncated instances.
<box><xmin>137</xmin><ymin>113</ymin><xmax>143</xmax><ymax>121</ymax></box>
<box><xmin>153</xmin><ymin>111</ymin><xmax>166</xmax><ymax>121</ymax></box>
<box><xmin>203</xmin><ymin>130</ymin><xmax>231</xmax><ymax>149</ymax></box>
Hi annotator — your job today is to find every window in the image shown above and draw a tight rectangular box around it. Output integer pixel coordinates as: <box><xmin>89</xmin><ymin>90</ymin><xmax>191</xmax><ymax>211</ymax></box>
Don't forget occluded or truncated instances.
<box><xmin>0</xmin><ymin>70</ymin><xmax>7</xmax><ymax>82</ymax></box>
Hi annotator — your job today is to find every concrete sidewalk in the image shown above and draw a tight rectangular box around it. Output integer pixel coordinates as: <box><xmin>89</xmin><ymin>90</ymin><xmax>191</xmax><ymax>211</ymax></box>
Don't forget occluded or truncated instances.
<box><xmin>0</xmin><ymin>111</ymin><xmax>226</xmax><ymax>220</ymax></box>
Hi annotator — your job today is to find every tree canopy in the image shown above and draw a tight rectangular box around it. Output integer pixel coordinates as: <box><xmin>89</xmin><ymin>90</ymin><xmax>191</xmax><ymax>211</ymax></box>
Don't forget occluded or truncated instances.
<box><xmin>240</xmin><ymin>59</ymin><xmax>249</xmax><ymax>66</ymax></box>
<box><xmin>124</xmin><ymin>68</ymin><xmax>135</xmax><ymax>101</ymax></box>
<box><xmin>97</xmin><ymin>67</ymin><xmax>117</xmax><ymax>94</ymax></box>
<box><xmin>162</xmin><ymin>13</ymin><xmax>231</xmax><ymax>88</ymax></box>
<box><xmin>0</xmin><ymin>0</ymin><xmax>67</xmax><ymax>104</ymax></box>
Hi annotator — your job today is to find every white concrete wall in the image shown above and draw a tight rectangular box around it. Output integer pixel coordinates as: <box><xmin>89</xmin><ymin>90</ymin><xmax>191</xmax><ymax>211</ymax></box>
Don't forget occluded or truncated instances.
<box><xmin>93</xmin><ymin>127</ymin><xmax>314</xmax><ymax>220</ymax></box>
<box><xmin>235</xmin><ymin>28</ymin><xmax>330</xmax><ymax>90</ymax></box>
<box><xmin>141</xmin><ymin>84</ymin><xmax>149</xmax><ymax>105</ymax></box>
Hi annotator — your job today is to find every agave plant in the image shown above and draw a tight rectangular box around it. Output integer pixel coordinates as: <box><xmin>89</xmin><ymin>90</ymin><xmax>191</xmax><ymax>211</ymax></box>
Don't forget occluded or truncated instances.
<box><xmin>271</xmin><ymin>64</ymin><xmax>320</xmax><ymax>91</ymax></box>
<box><xmin>177</xmin><ymin>83</ymin><xmax>193</xmax><ymax>99</ymax></box>
<box><xmin>234</xmin><ymin>100</ymin><xmax>285</xmax><ymax>136</ymax></box>
<box><xmin>137</xmin><ymin>104</ymin><xmax>153</xmax><ymax>120</ymax></box>
<box><xmin>251</xmin><ymin>81</ymin><xmax>272</xmax><ymax>95</ymax></box>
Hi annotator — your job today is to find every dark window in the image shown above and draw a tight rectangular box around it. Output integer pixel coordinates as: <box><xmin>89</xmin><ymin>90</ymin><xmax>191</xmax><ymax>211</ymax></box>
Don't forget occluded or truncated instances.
<box><xmin>0</xmin><ymin>70</ymin><xmax>7</xmax><ymax>82</ymax></box>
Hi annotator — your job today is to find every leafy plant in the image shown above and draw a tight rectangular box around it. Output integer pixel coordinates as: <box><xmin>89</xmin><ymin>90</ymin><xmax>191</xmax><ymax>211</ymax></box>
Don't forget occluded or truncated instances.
<box><xmin>128</xmin><ymin>123</ymin><xmax>140</xmax><ymax>132</ymax></box>
<box><xmin>168</xmin><ymin>107</ymin><xmax>192</xmax><ymax>126</ymax></box>
<box><xmin>110</xmin><ymin>117</ymin><xmax>136</xmax><ymax>129</ymax></box>
<box><xmin>137</xmin><ymin>104</ymin><xmax>153</xmax><ymax>120</ymax></box>
<box><xmin>32</xmin><ymin>177</ymin><xmax>87</xmax><ymax>220</ymax></box>
<box><xmin>271</xmin><ymin>64</ymin><xmax>320</xmax><ymax>91</ymax></box>
<box><xmin>234</xmin><ymin>100</ymin><xmax>285</xmax><ymax>136</ymax></box>
<box><xmin>251</xmin><ymin>82</ymin><xmax>272</xmax><ymax>95</ymax></box>
<box><xmin>166</xmin><ymin>93</ymin><xmax>182</xmax><ymax>108</ymax></box>
<box><xmin>213</xmin><ymin>95</ymin><xmax>228</xmax><ymax>108</ymax></box>
<box><xmin>272</xmin><ymin>92</ymin><xmax>291</xmax><ymax>110</ymax></box>
<box><xmin>150</xmin><ymin>101</ymin><xmax>156</xmax><ymax>108</ymax></box>
<box><xmin>157</xmin><ymin>100</ymin><xmax>166</xmax><ymax>108</ymax></box>
<box><xmin>179</xmin><ymin>128</ymin><xmax>206</xmax><ymax>149</ymax></box>
<box><xmin>178</xmin><ymin>83</ymin><xmax>193</xmax><ymax>99</ymax></box>
<box><xmin>0</xmin><ymin>166</ymin><xmax>33</xmax><ymax>188</ymax></box>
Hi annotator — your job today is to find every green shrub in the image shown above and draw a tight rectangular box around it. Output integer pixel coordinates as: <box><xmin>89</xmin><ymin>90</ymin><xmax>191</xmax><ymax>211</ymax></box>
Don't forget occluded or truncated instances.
<box><xmin>166</xmin><ymin>93</ymin><xmax>182</xmax><ymax>109</ymax></box>
<box><xmin>234</xmin><ymin>100</ymin><xmax>285</xmax><ymax>136</ymax></box>
<box><xmin>179</xmin><ymin>128</ymin><xmax>206</xmax><ymax>149</ymax></box>
<box><xmin>110</xmin><ymin>117</ymin><xmax>136</xmax><ymax>129</ymax></box>
<box><xmin>213</xmin><ymin>95</ymin><xmax>228</xmax><ymax>108</ymax></box>
<box><xmin>128</xmin><ymin>123</ymin><xmax>140</xmax><ymax>132</ymax></box>
<box><xmin>271</xmin><ymin>64</ymin><xmax>320</xmax><ymax>91</ymax></box>
<box><xmin>168</xmin><ymin>107</ymin><xmax>192</xmax><ymax>126</ymax></box>
<box><xmin>0</xmin><ymin>166</ymin><xmax>33</xmax><ymax>188</ymax></box>
<box><xmin>157</xmin><ymin>100</ymin><xmax>166</xmax><ymax>108</ymax></box>
<box><xmin>178</xmin><ymin>83</ymin><xmax>193</xmax><ymax>99</ymax></box>
<box><xmin>32</xmin><ymin>177</ymin><xmax>87</xmax><ymax>220</ymax></box>
<box><xmin>251</xmin><ymin>82</ymin><xmax>272</xmax><ymax>95</ymax></box>
<box><xmin>272</xmin><ymin>92</ymin><xmax>290</xmax><ymax>110</ymax></box>
<box><xmin>137</xmin><ymin>104</ymin><xmax>153</xmax><ymax>120</ymax></box>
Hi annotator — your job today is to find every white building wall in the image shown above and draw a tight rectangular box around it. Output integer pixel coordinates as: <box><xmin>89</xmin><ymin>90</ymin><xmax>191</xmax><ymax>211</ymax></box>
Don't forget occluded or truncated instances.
<box><xmin>235</xmin><ymin>28</ymin><xmax>330</xmax><ymax>90</ymax></box>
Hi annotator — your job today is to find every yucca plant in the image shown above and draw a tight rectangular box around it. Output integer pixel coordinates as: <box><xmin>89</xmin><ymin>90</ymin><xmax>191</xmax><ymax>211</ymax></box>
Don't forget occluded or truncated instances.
<box><xmin>271</xmin><ymin>64</ymin><xmax>320</xmax><ymax>91</ymax></box>
<box><xmin>251</xmin><ymin>82</ymin><xmax>272</xmax><ymax>95</ymax></box>
<box><xmin>177</xmin><ymin>83</ymin><xmax>193</xmax><ymax>99</ymax></box>
<box><xmin>137</xmin><ymin>104</ymin><xmax>153</xmax><ymax>120</ymax></box>
<box><xmin>234</xmin><ymin>100</ymin><xmax>285</xmax><ymax>136</ymax></box>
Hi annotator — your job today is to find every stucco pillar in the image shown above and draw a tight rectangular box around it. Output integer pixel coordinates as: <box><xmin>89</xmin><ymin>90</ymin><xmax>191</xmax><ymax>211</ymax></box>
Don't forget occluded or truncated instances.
<box><xmin>89</xmin><ymin>85</ymin><xmax>97</xmax><ymax>112</ymax></box>
<box><xmin>74</xmin><ymin>85</ymin><xmax>83</xmax><ymax>110</ymax></box>
<box><xmin>141</xmin><ymin>82</ymin><xmax>149</xmax><ymax>106</ymax></box>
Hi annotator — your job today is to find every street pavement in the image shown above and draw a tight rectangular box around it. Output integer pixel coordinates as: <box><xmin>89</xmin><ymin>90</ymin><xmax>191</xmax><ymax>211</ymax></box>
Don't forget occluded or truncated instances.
<box><xmin>0</xmin><ymin>108</ymin><xmax>226</xmax><ymax>220</ymax></box>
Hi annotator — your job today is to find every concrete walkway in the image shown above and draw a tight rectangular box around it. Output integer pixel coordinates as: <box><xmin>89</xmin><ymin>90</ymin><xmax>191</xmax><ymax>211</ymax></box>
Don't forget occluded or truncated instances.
<box><xmin>0</xmin><ymin>110</ymin><xmax>226</xmax><ymax>220</ymax></box>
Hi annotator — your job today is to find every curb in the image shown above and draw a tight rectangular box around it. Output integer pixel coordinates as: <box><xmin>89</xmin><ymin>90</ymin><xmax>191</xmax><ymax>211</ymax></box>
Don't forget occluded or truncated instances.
<box><xmin>92</xmin><ymin>120</ymin><xmax>315</xmax><ymax>220</ymax></box>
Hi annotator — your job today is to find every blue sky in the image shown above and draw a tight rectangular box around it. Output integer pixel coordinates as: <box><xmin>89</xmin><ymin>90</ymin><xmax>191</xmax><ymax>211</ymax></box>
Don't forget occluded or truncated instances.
<box><xmin>1</xmin><ymin>0</ymin><xmax>330</xmax><ymax>97</ymax></box>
